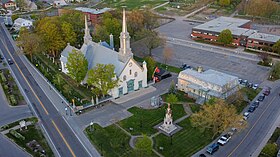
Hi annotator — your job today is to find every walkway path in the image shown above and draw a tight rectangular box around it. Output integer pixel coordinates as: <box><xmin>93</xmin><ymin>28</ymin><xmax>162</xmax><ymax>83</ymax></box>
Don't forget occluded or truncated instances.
<box><xmin>151</xmin><ymin>1</ymin><xmax>169</xmax><ymax>10</ymax></box>
<box><xmin>1</xmin><ymin>121</ymin><xmax>32</xmax><ymax>134</ymax></box>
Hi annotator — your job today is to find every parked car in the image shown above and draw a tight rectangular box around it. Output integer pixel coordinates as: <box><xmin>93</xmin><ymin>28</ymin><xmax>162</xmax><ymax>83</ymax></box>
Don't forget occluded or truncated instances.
<box><xmin>241</xmin><ymin>80</ymin><xmax>248</xmax><ymax>86</ymax></box>
<box><xmin>263</xmin><ymin>88</ymin><xmax>270</xmax><ymax>96</ymax></box>
<box><xmin>199</xmin><ymin>154</ymin><xmax>206</xmax><ymax>157</ymax></box>
<box><xmin>252</xmin><ymin>100</ymin><xmax>259</xmax><ymax>108</ymax></box>
<box><xmin>7</xmin><ymin>59</ymin><xmax>13</xmax><ymax>65</ymax></box>
<box><xmin>247</xmin><ymin>83</ymin><xmax>253</xmax><ymax>88</ymax></box>
<box><xmin>248</xmin><ymin>106</ymin><xmax>255</xmax><ymax>113</ymax></box>
<box><xmin>258</xmin><ymin>94</ymin><xmax>265</xmax><ymax>101</ymax></box>
<box><xmin>238</xmin><ymin>79</ymin><xmax>242</xmax><ymax>84</ymax></box>
<box><xmin>206</xmin><ymin>143</ymin><xmax>219</xmax><ymax>155</ymax></box>
<box><xmin>180</xmin><ymin>63</ymin><xmax>191</xmax><ymax>70</ymax></box>
<box><xmin>217</xmin><ymin>134</ymin><xmax>231</xmax><ymax>146</ymax></box>
<box><xmin>0</xmin><ymin>54</ymin><xmax>4</xmax><ymax>60</ymax></box>
<box><xmin>252</xmin><ymin>84</ymin><xmax>259</xmax><ymax>90</ymax></box>
<box><xmin>243</xmin><ymin>112</ymin><xmax>250</xmax><ymax>120</ymax></box>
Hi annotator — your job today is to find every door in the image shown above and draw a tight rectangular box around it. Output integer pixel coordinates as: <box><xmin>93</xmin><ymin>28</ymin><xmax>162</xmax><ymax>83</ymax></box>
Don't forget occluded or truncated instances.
<box><xmin>138</xmin><ymin>80</ymin><xmax>142</xmax><ymax>89</ymax></box>
<box><xmin>119</xmin><ymin>87</ymin><xmax>123</xmax><ymax>96</ymax></box>
<box><xmin>127</xmin><ymin>79</ymin><xmax>134</xmax><ymax>92</ymax></box>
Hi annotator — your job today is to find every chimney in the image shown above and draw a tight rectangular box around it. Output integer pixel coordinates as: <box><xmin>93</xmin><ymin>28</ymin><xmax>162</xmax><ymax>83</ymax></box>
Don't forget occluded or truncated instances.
<box><xmin>197</xmin><ymin>66</ymin><xmax>203</xmax><ymax>73</ymax></box>
<box><xmin>109</xmin><ymin>34</ymin><xmax>114</xmax><ymax>50</ymax></box>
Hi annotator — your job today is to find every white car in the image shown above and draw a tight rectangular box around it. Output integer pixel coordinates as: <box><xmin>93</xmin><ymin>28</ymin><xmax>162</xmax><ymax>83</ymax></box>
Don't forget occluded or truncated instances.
<box><xmin>252</xmin><ymin>84</ymin><xmax>259</xmax><ymax>90</ymax></box>
<box><xmin>217</xmin><ymin>134</ymin><xmax>231</xmax><ymax>146</ymax></box>
<box><xmin>243</xmin><ymin>112</ymin><xmax>250</xmax><ymax>120</ymax></box>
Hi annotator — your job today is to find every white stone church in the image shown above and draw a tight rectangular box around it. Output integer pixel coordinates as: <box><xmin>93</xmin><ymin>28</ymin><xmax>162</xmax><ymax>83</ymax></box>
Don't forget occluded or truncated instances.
<box><xmin>60</xmin><ymin>9</ymin><xmax>148</xmax><ymax>98</ymax></box>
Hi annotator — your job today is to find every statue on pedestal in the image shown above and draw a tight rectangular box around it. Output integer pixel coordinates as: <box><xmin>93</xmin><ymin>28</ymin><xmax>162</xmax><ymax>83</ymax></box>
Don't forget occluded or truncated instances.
<box><xmin>158</xmin><ymin>103</ymin><xmax>177</xmax><ymax>134</ymax></box>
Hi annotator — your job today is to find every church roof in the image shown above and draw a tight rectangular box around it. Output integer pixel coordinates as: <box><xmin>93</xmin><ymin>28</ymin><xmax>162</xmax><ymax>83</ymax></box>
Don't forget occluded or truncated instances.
<box><xmin>60</xmin><ymin>44</ymin><xmax>78</xmax><ymax>63</ymax></box>
<box><xmin>80</xmin><ymin>41</ymin><xmax>128</xmax><ymax>76</ymax></box>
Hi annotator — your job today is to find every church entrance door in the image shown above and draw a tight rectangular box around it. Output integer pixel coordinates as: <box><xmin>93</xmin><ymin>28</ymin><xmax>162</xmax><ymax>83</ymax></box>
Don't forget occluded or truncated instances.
<box><xmin>127</xmin><ymin>79</ymin><xmax>134</xmax><ymax>92</ymax></box>
<box><xmin>119</xmin><ymin>87</ymin><xmax>123</xmax><ymax>96</ymax></box>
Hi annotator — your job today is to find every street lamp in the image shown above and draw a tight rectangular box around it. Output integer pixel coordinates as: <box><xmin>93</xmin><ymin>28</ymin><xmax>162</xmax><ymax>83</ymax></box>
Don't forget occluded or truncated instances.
<box><xmin>65</xmin><ymin>107</ymin><xmax>68</xmax><ymax>115</ymax></box>
<box><xmin>90</xmin><ymin>121</ymin><xmax>94</xmax><ymax>132</ymax></box>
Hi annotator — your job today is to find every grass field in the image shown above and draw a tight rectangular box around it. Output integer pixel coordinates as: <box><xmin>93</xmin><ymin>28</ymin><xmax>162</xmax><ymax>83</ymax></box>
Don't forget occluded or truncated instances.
<box><xmin>153</xmin><ymin>118</ymin><xmax>213</xmax><ymax>157</ymax></box>
<box><xmin>118</xmin><ymin>104</ymin><xmax>186</xmax><ymax>136</ymax></box>
<box><xmin>97</xmin><ymin>0</ymin><xmax>168</xmax><ymax>10</ymax></box>
<box><xmin>240</xmin><ymin>87</ymin><xmax>262</xmax><ymax>101</ymax></box>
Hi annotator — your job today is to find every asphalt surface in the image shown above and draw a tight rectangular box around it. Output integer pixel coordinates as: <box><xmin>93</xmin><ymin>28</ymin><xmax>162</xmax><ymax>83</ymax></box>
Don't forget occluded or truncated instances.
<box><xmin>211</xmin><ymin>86</ymin><xmax>280</xmax><ymax>157</ymax></box>
<box><xmin>0</xmin><ymin>23</ymin><xmax>91</xmax><ymax>157</ymax></box>
<box><xmin>0</xmin><ymin>134</ymin><xmax>30</xmax><ymax>157</ymax></box>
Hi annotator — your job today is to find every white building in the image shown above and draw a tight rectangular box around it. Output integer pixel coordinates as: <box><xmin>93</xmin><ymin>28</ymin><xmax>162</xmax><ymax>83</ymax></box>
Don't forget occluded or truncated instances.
<box><xmin>60</xmin><ymin>9</ymin><xmax>148</xmax><ymax>99</ymax></box>
<box><xmin>53</xmin><ymin>0</ymin><xmax>67</xmax><ymax>7</ymax></box>
<box><xmin>178</xmin><ymin>68</ymin><xmax>239</xmax><ymax>103</ymax></box>
<box><xmin>13</xmin><ymin>18</ymin><xmax>32</xmax><ymax>30</ymax></box>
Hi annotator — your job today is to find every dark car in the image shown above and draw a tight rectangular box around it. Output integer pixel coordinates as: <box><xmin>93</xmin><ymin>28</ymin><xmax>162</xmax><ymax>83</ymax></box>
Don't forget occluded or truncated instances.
<box><xmin>252</xmin><ymin>100</ymin><xmax>259</xmax><ymax>108</ymax></box>
<box><xmin>0</xmin><ymin>54</ymin><xmax>4</xmax><ymax>60</ymax></box>
<box><xmin>248</xmin><ymin>106</ymin><xmax>255</xmax><ymax>113</ymax></box>
<box><xmin>181</xmin><ymin>63</ymin><xmax>191</xmax><ymax>70</ymax></box>
<box><xmin>263</xmin><ymin>89</ymin><xmax>270</xmax><ymax>96</ymax></box>
<box><xmin>206</xmin><ymin>143</ymin><xmax>219</xmax><ymax>155</ymax></box>
<box><xmin>247</xmin><ymin>83</ymin><xmax>253</xmax><ymax>88</ymax></box>
<box><xmin>7</xmin><ymin>59</ymin><xmax>13</xmax><ymax>65</ymax></box>
<box><xmin>258</xmin><ymin>94</ymin><xmax>265</xmax><ymax>101</ymax></box>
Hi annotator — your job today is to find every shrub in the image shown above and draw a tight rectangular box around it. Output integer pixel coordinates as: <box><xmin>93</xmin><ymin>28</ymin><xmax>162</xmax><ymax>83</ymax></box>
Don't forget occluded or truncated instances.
<box><xmin>9</xmin><ymin>95</ymin><xmax>17</xmax><ymax>105</ymax></box>
<box><xmin>9</xmin><ymin>129</ymin><xmax>25</xmax><ymax>141</ymax></box>
<box><xmin>0</xmin><ymin>73</ymin><xmax>7</xmax><ymax>82</ymax></box>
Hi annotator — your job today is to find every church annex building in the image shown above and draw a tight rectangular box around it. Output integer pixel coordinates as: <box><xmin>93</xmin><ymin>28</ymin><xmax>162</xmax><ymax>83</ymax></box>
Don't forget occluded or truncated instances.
<box><xmin>60</xmin><ymin>9</ymin><xmax>148</xmax><ymax>99</ymax></box>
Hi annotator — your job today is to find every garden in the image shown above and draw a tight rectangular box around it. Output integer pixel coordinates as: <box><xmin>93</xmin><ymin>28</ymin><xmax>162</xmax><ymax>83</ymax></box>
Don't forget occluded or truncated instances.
<box><xmin>259</xmin><ymin>127</ymin><xmax>280</xmax><ymax>157</ymax></box>
<box><xmin>2</xmin><ymin>117</ymin><xmax>54</xmax><ymax>157</ymax></box>
<box><xmin>0</xmin><ymin>68</ymin><xmax>25</xmax><ymax>106</ymax></box>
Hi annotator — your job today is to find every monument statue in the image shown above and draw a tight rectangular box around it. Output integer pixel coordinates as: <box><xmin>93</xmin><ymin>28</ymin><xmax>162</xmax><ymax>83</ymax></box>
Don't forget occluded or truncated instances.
<box><xmin>158</xmin><ymin>103</ymin><xmax>177</xmax><ymax>134</ymax></box>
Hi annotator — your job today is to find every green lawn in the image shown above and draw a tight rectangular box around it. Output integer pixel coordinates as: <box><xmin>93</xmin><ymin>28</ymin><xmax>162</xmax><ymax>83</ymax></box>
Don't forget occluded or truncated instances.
<box><xmin>241</xmin><ymin>87</ymin><xmax>262</xmax><ymax>101</ymax></box>
<box><xmin>119</xmin><ymin>104</ymin><xmax>186</xmax><ymax>136</ymax></box>
<box><xmin>161</xmin><ymin>91</ymin><xmax>196</xmax><ymax>103</ymax></box>
<box><xmin>85</xmin><ymin>124</ymin><xmax>132</xmax><ymax>157</ymax></box>
<box><xmin>97</xmin><ymin>0</ymin><xmax>168</xmax><ymax>10</ymax></box>
<box><xmin>6</xmin><ymin>125</ymin><xmax>54</xmax><ymax>157</ymax></box>
<box><xmin>153</xmin><ymin>118</ymin><xmax>213</xmax><ymax>157</ymax></box>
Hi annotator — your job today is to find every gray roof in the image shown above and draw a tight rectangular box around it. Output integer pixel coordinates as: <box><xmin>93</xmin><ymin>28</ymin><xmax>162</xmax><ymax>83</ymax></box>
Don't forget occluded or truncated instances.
<box><xmin>179</xmin><ymin>69</ymin><xmax>238</xmax><ymax>87</ymax></box>
<box><xmin>61</xmin><ymin>41</ymin><xmax>127</xmax><ymax>76</ymax></box>
<box><xmin>248</xmin><ymin>32</ymin><xmax>280</xmax><ymax>43</ymax></box>
<box><xmin>193</xmin><ymin>16</ymin><xmax>256</xmax><ymax>36</ymax></box>
<box><xmin>75</xmin><ymin>7</ymin><xmax>111</xmax><ymax>15</ymax></box>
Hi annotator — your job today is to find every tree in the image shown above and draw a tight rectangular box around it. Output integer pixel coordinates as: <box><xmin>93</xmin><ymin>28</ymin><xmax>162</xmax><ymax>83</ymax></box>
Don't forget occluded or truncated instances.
<box><xmin>135</xmin><ymin>135</ymin><xmax>152</xmax><ymax>157</ymax></box>
<box><xmin>87</xmin><ymin>64</ymin><xmax>119</xmax><ymax>97</ymax></box>
<box><xmin>272</xmin><ymin>40</ymin><xmax>280</xmax><ymax>54</ymax></box>
<box><xmin>163</xmin><ymin>47</ymin><xmax>173</xmax><ymax>64</ymax></box>
<box><xmin>219</xmin><ymin>0</ymin><xmax>230</xmax><ymax>6</ymax></box>
<box><xmin>63</xmin><ymin>84</ymin><xmax>72</xmax><ymax>96</ymax></box>
<box><xmin>142</xmin><ymin>11</ymin><xmax>159</xmax><ymax>30</ymax></box>
<box><xmin>127</xmin><ymin>10</ymin><xmax>144</xmax><ymax>39</ymax></box>
<box><xmin>136</xmin><ymin>29</ymin><xmax>164</xmax><ymax>56</ymax></box>
<box><xmin>258</xmin><ymin>52</ymin><xmax>272</xmax><ymax>66</ymax></box>
<box><xmin>271</xmin><ymin>62</ymin><xmax>280</xmax><ymax>80</ymax></box>
<box><xmin>260</xmin><ymin>143</ymin><xmax>278</xmax><ymax>157</ymax></box>
<box><xmin>17</xmin><ymin>28</ymin><xmax>42</xmax><ymax>61</ymax></box>
<box><xmin>16</xmin><ymin>0</ymin><xmax>26</xmax><ymax>11</ymax></box>
<box><xmin>218</xmin><ymin>29</ymin><xmax>233</xmax><ymax>45</ymax></box>
<box><xmin>61</xmin><ymin>22</ymin><xmax>77</xmax><ymax>45</ymax></box>
<box><xmin>191</xmin><ymin>99</ymin><xmax>245</xmax><ymax>138</ymax></box>
<box><xmin>169</xmin><ymin>80</ymin><xmax>176</xmax><ymax>94</ymax></box>
<box><xmin>92</xmin><ymin>24</ymin><xmax>109</xmax><ymax>43</ymax></box>
<box><xmin>166</xmin><ymin>93</ymin><xmax>178</xmax><ymax>104</ymax></box>
<box><xmin>144</xmin><ymin>56</ymin><xmax>156</xmax><ymax>81</ymax></box>
<box><xmin>66</xmin><ymin>49</ymin><xmax>88</xmax><ymax>84</ymax></box>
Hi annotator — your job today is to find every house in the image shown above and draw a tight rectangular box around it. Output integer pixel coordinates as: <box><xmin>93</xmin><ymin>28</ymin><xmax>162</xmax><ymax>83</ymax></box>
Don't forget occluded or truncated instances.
<box><xmin>74</xmin><ymin>7</ymin><xmax>111</xmax><ymax>25</ymax></box>
<box><xmin>1</xmin><ymin>0</ymin><xmax>16</xmax><ymax>10</ymax></box>
<box><xmin>246</xmin><ymin>32</ymin><xmax>280</xmax><ymax>52</ymax></box>
<box><xmin>60</xmin><ymin>9</ymin><xmax>148</xmax><ymax>99</ymax></box>
<box><xmin>177</xmin><ymin>67</ymin><xmax>239</xmax><ymax>103</ymax></box>
<box><xmin>13</xmin><ymin>18</ymin><xmax>33</xmax><ymax>30</ymax></box>
<box><xmin>53</xmin><ymin>0</ymin><xmax>67</xmax><ymax>8</ymax></box>
<box><xmin>24</xmin><ymin>0</ymin><xmax>37</xmax><ymax>11</ymax></box>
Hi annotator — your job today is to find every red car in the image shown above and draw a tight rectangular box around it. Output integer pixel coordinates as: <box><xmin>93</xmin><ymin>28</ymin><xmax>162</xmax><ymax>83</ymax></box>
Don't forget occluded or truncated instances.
<box><xmin>263</xmin><ymin>88</ymin><xmax>271</xmax><ymax>96</ymax></box>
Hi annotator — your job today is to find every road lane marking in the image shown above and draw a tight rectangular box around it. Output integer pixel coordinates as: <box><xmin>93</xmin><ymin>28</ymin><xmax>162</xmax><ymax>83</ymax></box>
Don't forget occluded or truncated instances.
<box><xmin>52</xmin><ymin>120</ymin><xmax>76</xmax><ymax>157</ymax></box>
<box><xmin>227</xmin><ymin>96</ymin><xmax>277</xmax><ymax>157</ymax></box>
<box><xmin>0</xmin><ymin>37</ymin><xmax>49</xmax><ymax>115</ymax></box>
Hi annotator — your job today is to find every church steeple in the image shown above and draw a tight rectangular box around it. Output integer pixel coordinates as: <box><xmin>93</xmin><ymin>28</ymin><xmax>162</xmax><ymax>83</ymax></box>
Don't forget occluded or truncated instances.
<box><xmin>84</xmin><ymin>15</ymin><xmax>92</xmax><ymax>45</ymax></box>
<box><xmin>119</xmin><ymin>8</ymin><xmax>132</xmax><ymax>63</ymax></box>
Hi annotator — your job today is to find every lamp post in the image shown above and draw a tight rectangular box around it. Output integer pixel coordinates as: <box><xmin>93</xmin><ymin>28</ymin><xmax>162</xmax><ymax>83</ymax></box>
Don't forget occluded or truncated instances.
<box><xmin>65</xmin><ymin>107</ymin><xmax>68</xmax><ymax>116</ymax></box>
<box><xmin>90</xmin><ymin>121</ymin><xmax>93</xmax><ymax>132</ymax></box>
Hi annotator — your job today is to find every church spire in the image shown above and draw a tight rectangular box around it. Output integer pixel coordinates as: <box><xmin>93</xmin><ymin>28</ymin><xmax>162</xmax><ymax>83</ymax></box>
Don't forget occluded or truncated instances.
<box><xmin>84</xmin><ymin>15</ymin><xmax>92</xmax><ymax>45</ymax></box>
<box><xmin>119</xmin><ymin>7</ymin><xmax>132</xmax><ymax>63</ymax></box>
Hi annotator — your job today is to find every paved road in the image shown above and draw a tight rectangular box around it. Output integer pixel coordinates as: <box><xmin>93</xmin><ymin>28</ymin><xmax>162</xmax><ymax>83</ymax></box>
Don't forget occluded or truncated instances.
<box><xmin>0</xmin><ymin>23</ymin><xmax>91</xmax><ymax>157</ymax></box>
<box><xmin>0</xmin><ymin>134</ymin><xmax>31</xmax><ymax>157</ymax></box>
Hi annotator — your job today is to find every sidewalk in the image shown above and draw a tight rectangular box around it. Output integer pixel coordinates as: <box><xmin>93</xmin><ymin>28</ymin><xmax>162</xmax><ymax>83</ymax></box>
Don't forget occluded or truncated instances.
<box><xmin>1</xmin><ymin>121</ymin><xmax>32</xmax><ymax>134</ymax></box>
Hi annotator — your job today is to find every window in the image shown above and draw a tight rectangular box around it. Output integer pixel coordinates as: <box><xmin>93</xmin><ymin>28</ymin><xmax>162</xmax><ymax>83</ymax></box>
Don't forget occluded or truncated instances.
<box><xmin>134</xmin><ymin>72</ymin><xmax>138</xmax><ymax>77</ymax></box>
<box><xmin>123</xmin><ymin>75</ymin><xmax>126</xmax><ymax>81</ymax></box>
<box><xmin>129</xmin><ymin>70</ymin><xmax>132</xmax><ymax>75</ymax></box>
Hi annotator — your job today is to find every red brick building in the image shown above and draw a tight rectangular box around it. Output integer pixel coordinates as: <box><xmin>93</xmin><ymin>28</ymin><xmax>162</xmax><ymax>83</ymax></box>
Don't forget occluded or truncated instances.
<box><xmin>246</xmin><ymin>33</ymin><xmax>280</xmax><ymax>52</ymax></box>
<box><xmin>1</xmin><ymin>0</ymin><xmax>16</xmax><ymax>10</ymax></box>
<box><xmin>191</xmin><ymin>17</ymin><xmax>255</xmax><ymax>46</ymax></box>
